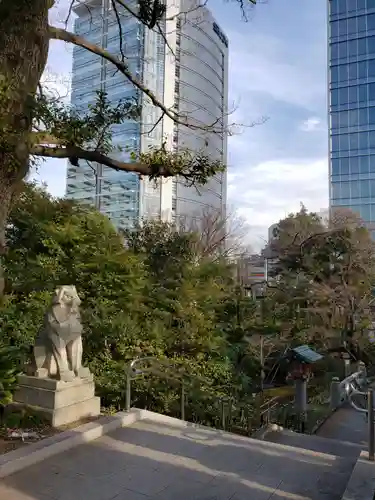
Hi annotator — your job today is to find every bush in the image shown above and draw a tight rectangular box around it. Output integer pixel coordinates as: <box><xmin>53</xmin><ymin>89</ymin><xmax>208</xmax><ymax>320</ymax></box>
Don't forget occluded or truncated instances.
<box><xmin>0</xmin><ymin>344</ymin><xmax>22</xmax><ymax>405</ymax></box>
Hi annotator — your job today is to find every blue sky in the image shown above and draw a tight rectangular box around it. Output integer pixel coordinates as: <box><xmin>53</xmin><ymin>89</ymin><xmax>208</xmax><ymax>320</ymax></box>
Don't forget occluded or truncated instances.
<box><xmin>37</xmin><ymin>0</ymin><xmax>329</xmax><ymax>249</ymax></box>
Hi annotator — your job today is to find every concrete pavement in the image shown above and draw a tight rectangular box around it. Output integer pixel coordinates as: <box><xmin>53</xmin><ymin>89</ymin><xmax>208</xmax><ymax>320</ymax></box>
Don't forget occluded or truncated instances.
<box><xmin>317</xmin><ymin>402</ymin><xmax>368</xmax><ymax>447</ymax></box>
<box><xmin>0</xmin><ymin>417</ymin><xmax>357</xmax><ymax>500</ymax></box>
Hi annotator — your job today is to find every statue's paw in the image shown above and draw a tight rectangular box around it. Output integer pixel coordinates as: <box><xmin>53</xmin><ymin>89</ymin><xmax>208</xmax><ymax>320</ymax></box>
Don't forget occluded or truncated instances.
<box><xmin>60</xmin><ymin>370</ymin><xmax>75</xmax><ymax>382</ymax></box>
<box><xmin>35</xmin><ymin>368</ymin><xmax>48</xmax><ymax>378</ymax></box>
<box><xmin>76</xmin><ymin>367</ymin><xmax>91</xmax><ymax>379</ymax></box>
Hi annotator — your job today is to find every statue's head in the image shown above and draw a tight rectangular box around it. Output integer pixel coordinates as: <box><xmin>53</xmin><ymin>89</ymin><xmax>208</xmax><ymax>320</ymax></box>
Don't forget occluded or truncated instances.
<box><xmin>52</xmin><ymin>285</ymin><xmax>81</xmax><ymax>309</ymax></box>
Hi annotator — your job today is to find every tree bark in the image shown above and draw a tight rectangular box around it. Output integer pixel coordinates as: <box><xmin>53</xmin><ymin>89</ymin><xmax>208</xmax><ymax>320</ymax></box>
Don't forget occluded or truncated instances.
<box><xmin>0</xmin><ymin>177</ymin><xmax>14</xmax><ymax>295</ymax></box>
<box><xmin>0</xmin><ymin>0</ymin><xmax>50</xmax><ymax>293</ymax></box>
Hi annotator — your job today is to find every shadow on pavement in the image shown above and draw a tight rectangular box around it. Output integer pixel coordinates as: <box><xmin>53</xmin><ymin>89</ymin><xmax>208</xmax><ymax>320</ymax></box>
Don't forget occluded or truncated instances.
<box><xmin>1</xmin><ymin>417</ymin><xmax>358</xmax><ymax>500</ymax></box>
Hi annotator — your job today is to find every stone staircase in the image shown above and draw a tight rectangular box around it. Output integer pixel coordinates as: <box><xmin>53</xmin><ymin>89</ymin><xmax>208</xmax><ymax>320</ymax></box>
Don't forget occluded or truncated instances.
<box><xmin>264</xmin><ymin>427</ymin><xmax>363</xmax><ymax>458</ymax></box>
<box><xmin>264</xmin><ymin>428</ymin><xmax>362</xmax><ymax>500</ymax></box>
<box><xmin>1</xmin><ymin>409</ymin><xmax>373</xmax><ymax>500</ymax></box>
<box><xmin>264</xmin><ymin>423</ymin><xmax>375</xmax><ymax>500</ymax></box>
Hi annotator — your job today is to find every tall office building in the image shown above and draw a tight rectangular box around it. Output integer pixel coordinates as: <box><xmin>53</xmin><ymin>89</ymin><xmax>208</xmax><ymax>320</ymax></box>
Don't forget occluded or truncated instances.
<box><xmin>329</xmin><ymin>0</ymin><xmax>375</xmax><ymax>235</ymax></box>
<box><xmin>66</xmin><ymin>0</ymin><xmax>228</xmax><ymax>231</ymax></box>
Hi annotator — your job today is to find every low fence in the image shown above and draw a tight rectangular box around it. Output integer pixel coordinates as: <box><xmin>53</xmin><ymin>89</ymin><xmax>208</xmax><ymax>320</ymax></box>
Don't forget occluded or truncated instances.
<box><xmin>346</xmin><ymin>369</ymin><xmax>375</xmax><ymax>462</ymax></box>
<box><xmin>250</xmin><ymin>368</ymin><xmax>369</xmax><ymax>435</ymax></box>
<box><xmin>124</xmin><ymin>356</ymin><xmax>370</xmax><ymax>439</ymax></box>
<box><xmin>329</xmin><ymin>364</ymin><xmax>368</xmax><ymax>410</ymax></box>
<box><xmin>124</xmin><ymin>356</ymin><xmax>293</xmax><ymax>436</ymax></box>
<box><xmin>255</xmin><ymin>368</ymin><xmax>369</xmax><ymax>435</ymax></box>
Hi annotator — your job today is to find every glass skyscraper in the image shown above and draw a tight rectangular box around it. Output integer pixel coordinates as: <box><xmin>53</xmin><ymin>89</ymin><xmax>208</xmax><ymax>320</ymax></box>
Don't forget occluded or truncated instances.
<box><xmin>66</xmin><ymin>0</ymin><xmax>164</xmax><ymax>230</ymax></box>
<box><xmin>329</xmin><ymin>0</ymin><xmax>375</xmax><ymax>232</ymax></box>
<box><xmin>66</xmin><ymin>0</ymin><xmax>228</xmax><ymax>231</ymax></box>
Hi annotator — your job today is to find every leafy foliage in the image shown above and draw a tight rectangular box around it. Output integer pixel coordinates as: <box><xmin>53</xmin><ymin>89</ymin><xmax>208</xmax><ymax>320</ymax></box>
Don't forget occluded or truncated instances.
<box><xmin>0</xmin><ymin>344</ymin><xmax>22</xmax><ymax>405</ymax></box>
<box><xmin>0</xmin><ymin>0</ymin><xmax>257</xmax><ymax>303</ymax></box>
<box><xmin>135</xmin><ymin>142</ymin><xmax>225</xmax><ymax>185</ymax></box>
<box><xmin>0</xmin><ymin>183</ymin><xmax>260</xmax><ymax>419</ymax></box>
<box><xmin>33</xmin><ymin>90</ymin><xmax>140</xmax><ymax>151</ymax></box>
<box><xmin>265</xmin><ymin>206</ymin><xmax>375</xmax><ymax>355</ymax></box>
<box><xmin>2</xmin><ymin>185</ymin><xmax>374</xmax><ymax>434</ymax></box>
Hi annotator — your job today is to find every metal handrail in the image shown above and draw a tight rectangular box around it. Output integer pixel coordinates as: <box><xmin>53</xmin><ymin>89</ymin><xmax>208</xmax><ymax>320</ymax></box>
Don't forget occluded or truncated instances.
<box><xmin>347</xmin><ymin>379</ymin><xmax>375</xmax><ymax>461</ymax></box>
<box><xmin>345</xmin><ymin>372</ymin><xmax>369</xmax><ymax>408</ymax></box>
<box><xmin>348</xmin><ymin>384</ymin><xmax>368</xmax><ymax>414</ymax></box>
<box><xmin>125</xmin><ymin>356</ymin><xmax>284</xmax><ymax>432</ymax></box>
<box><xmin>330</xmin><ymin>370</ymin><xmax>368</xmax><ymax>407</ymax></box>
<box><xmin>125</xmin><ymin>356</ymin><xmax>237</xmax><ymax>423</ymax></box>
<box><xmin>341</xmin><ymin>371</ymin><xmax>366</xmax><ymax>392</ymax></box>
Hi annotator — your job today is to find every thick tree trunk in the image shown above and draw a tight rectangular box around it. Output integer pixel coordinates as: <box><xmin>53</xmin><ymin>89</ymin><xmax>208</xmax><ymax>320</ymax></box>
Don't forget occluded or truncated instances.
<box><xmin>0</xmin><ymin>180</ymin><xmax>14</xmax><ymax>296</ymax></box>
<box><xmin>0</xmin><ymin>0</ymin><xmax>50</xmax><ymax>294</ymax></box>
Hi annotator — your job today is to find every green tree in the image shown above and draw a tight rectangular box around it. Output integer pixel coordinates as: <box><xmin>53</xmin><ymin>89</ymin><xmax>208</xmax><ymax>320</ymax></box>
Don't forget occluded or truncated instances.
<box><xmin>124</xmin><ymin>220</ymin><xmax>261</xmax><ymax>407</ymax></box>
<box><xmin>1</xmin><ymin>182</ymin><xmax>145</xmax><ymax>351</ymax></box>
<box><xmin>125</xmin><ymin>220</ymin><xmax>228</xmax><ymax>357</ymax></box>
<box><xmin>0</xmin><ymin>0</ymin><xmax>259</xmax><ymax>296</ymax></box>
<box><xmin>266</xmin><ymin>207</ymin><xmax>375</xmax><ymax>353</ymax></box>
<box><xmin>1</xmin><ymin>183</ymin><xmax>259</xmax><ymax>416</ymax></box>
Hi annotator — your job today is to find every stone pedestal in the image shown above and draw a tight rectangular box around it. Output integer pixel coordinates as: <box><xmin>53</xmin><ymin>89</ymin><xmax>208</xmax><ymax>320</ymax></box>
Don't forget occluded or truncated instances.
<box><xmin>13</xmin><ymin>374</ymin><xmax>101</xmax><ymax>427</ymax></box>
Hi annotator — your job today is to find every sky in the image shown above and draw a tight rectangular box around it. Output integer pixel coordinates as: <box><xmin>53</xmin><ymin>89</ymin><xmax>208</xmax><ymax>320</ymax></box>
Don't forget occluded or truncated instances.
<box><xmin>36</xmin><ymin>0</ymin><xmax>329</xmax><ymax>250</ymax></box>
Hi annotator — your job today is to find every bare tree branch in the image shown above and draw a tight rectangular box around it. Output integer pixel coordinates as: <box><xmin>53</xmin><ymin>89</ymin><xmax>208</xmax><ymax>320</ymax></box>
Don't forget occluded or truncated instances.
<box><xmin>165</xmin><ymin>0</ymin><xmax>208</xmax><ymax>22</ymax></box>
<box><xmin>31</xmin><ymin>141</ymin><xmax>224</xmax><ymax>186</ymax></box>
<box><xmin>178</xmin><ymin>207</ymin><xmax>251</xmax><ymax>260</ymax></box>
<box><xmin>48</xmin><ymin>25</ymin><xmax>231</xmax><ymax>135</ymax></box>
<box><xmin>110</xmin><ymin>0</ymin><xmax>126</xmax><ymax>62</ymax></box>
<box><xmin>31</xmin><ymin>144</ymin><xmax>148</xmax><ymax>174</ymax></box>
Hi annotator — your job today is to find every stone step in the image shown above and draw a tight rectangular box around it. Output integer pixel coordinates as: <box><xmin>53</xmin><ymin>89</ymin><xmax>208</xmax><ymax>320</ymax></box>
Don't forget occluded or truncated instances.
<box><xmin>264</xmin><ymin>428</ymin><xmax>363</xmax><ymax>459</ymax></box>
<box><xmin>0</xmin><ymin>413</ymin><xmax>360</xmax><ymax>500</ymax></box>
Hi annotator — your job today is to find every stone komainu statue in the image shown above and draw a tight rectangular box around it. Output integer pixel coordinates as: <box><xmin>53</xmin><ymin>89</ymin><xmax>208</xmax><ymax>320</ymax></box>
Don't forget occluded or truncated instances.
<box><xmin>33</xmin><ymin>285</ymin><xmax>91</xmax><ymax>382</ymax></box>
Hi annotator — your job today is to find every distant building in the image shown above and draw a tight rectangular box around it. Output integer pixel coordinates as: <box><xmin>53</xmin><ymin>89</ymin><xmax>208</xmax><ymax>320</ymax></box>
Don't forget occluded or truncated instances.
<box><xmin>318</xmin><ymin>208</ymin><xmax>329</xmax><ymax>226</ymax></box>
<box><xmin>66</xmin><ymin>0</ymin><xmax>228</xmax><ymax>231</ymax></box>
<box><xmin>233</xmin><ymin>254</ymin><xmax>264</xmax><ymax>297</ymax></box>
<box><xmin>234</xmin><ymin>252</ymin><xmax>279</xmax><ymax>297</ymax></box>
<box><xmin>268</xmin><ymin>223</ymin><xmax>279</xmax><ymax>243</ymax></box>
<box><xmin>328</xmin><ymin>0</ymin><xmax>375</xmax><ymax>237</ymax></box>
<box><xmin>236</xmin><ymin>254</ymin><xmax>265</xmax><ymax>286</ymax></box>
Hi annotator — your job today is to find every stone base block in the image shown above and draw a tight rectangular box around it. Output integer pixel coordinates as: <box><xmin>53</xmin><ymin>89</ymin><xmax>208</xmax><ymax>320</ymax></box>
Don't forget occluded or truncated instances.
<box><xmin>33</xmin><ymin>397</ymin><xmax>101</xmax><ymax>427</ymax></box>
<box><xmin>13</xmin><ymin>375</ymin><xmax>101</xmax><ymax>427</ymax></box>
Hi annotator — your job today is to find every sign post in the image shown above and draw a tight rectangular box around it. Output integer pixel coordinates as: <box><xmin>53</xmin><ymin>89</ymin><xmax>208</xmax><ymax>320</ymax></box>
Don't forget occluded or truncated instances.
<box><xmin>286</xmin><ymin>346</ymin><xmax>323</xmax><ymax>433</ymax></box>
<box><xmin>368</xmin><ymin>389</ymin><xmax>374</xmax><ymax>461</ymax></box>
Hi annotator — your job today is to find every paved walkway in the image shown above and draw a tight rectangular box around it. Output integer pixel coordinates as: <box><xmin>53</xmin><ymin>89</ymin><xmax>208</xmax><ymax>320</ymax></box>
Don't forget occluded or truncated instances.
<box><xmin>0</xmin><ymin>418</ymin><xmax>359</xmax><ymax>500</ymax></box>
<box><xmin>262</xmin><ymin>401</ymin><xmax>372</xmax><ymax>500</ymax></box>
<box><xmin>317</xmin><ymin>402</ymin><xmax>368</xmax><ymax>448</ymax></box>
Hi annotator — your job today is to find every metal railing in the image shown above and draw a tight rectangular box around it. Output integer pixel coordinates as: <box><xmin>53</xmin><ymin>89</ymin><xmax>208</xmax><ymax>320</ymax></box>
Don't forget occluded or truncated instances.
<box><xmin>329</xmin><ymin>367</ymin><xmax>368</xmax><ymax>410</ymax></box>
<box><xmin>126</xmin><ymin>356</ymin><xmax>368</xmax><ymax>437</ymax></box>
<box><xmin>346</xmin><ymin>369</ymin><xmax>374</xmax><ymax>461</ymax></box>
<box><xmin>341</xmin><ymin>370</ymin><xmax>367</xmax><ymax>396</ymax></box>
<box><xmin>125</xmin><ymin>356</ymin><xmax>286</xmax><ymax>434</ymax></box>
<box><xmin>125</xmin><ymin>356</ymin><xmax>214</xmax><ymax>420</ymax></box>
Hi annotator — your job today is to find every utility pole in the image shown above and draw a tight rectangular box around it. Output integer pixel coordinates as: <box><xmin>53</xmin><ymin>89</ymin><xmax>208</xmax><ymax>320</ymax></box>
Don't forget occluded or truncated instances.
<box><xmin>260</xmin><ymin>331</ymin><xmax>264</xmax><ymax>392</ymax></box>
<box><xmin>252</xmin><ymin>281</ymin><xmax>267</xmax><ymax>393</ymax></box>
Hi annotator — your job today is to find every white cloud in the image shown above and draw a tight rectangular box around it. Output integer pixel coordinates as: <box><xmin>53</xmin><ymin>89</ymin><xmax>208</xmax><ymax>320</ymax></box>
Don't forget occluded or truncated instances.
<box><xmin>40</xmin><ymin>1</ymin><xmax>74</xmax><ymax>100</ymax></box>
<box><xmin>29</xmin><ymin>158</ymin><xmax>67</xmax><ymax>198</ymax></box>
<box><xmin>40</xmin><ymin>63</ymin><xmax>71</xmax><ymax>101</ymax></box>
<box><xmin>227</xmin><ymin>158</ymin><xmax>329</xmax><ymax>251</ymax></box>
<box><xmin>300</xmin><ymin>117</ymin><xmax>324</xmax><ymax>132</ymax></box>
<box><xmin>31</xmin><ymin>0</ymin><xmax>329</xmax><ymax>256</ymax></box>
<box><xmin>221</xmin><ymin>2</ymin><xmax>328</xmax><ymax>252</ymax></box>
<box><xmin>227</xmin><ymin>32</ymin><xmax>326</xmax><ymax>113</ymax></box>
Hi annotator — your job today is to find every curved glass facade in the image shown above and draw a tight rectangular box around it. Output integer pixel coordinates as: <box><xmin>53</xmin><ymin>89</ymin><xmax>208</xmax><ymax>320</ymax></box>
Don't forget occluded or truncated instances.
<box><xmin>67</xmin><ymin>0</ymin><xmax>151</xmax><ymax>231</ymax></box>
<box><xmin>66</xmin><ymin>0</ymin><xmax>228</xmax><ymax>230</ymax></box>
<box><xmin>172</xmin><ymin>1</ymin><xmax>228</xmax><ymax>223</ymax></box>
<box><xmin>329</xmin><ymin>0</ymin><xmax>375</xmax><ymax>230</ymax></box>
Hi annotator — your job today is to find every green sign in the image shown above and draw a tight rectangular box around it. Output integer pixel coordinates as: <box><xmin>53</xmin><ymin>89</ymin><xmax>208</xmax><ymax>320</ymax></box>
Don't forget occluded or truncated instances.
<box><xmin>290</xmin><ymin>345</ymin><xmax>323</xmax><ymax>364</ymax></box>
